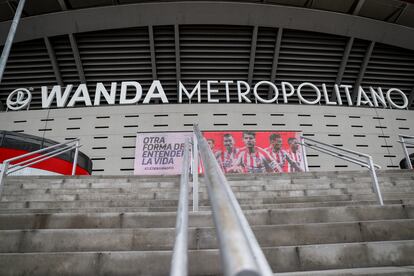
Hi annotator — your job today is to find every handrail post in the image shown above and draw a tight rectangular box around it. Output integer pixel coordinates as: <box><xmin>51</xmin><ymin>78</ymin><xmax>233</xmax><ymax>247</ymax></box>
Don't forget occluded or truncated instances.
<box><xmin>367</xmin><ymin>156</ymin><xmax>384</xmax><ymax>206</ymax></box>
<box><xmin>170</xmin><ymin>138</ymin><xmax>191</xmax><ymax>276</ymax></box>
<box><xmin>0</xmin><ymin>161</ymin><xmax>10</xmax><ymax>196</ymax></box>
<box><xmin>301</xmin><ymin>136</ymin><xmax>383</xmax><ymax>206</ymax></box>
<box><xmin>192</xmin><ymin>134</ymin><xmax>199</xmax><ymax>212</ymax></box>
<box><xmin>300</xmin><ymin>136</ymin><xmax>309</xmax><ymax>172</ymax></box>
<box><xmin>72</xmin><ymin>140</ymin><xmax>80</xmax><ymax>175</ymax></box>
<box><xmin>400</xmin><ymin>136</ymin><xmax>413</xmax><ymax>169</ymax></box>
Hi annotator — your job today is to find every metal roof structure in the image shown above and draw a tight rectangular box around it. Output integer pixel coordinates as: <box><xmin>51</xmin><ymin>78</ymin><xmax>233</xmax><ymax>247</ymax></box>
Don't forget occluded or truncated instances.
<box><xmin>0</xmin><ymin>0</ymin><xmax>413</xmax><ymax>28</ymax></box>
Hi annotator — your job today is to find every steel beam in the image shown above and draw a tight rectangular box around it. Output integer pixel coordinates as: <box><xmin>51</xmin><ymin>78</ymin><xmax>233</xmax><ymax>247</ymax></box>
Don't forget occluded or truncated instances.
<box><xmin>7</xmin><ymin>1</ymin><xmax>16</xmax><ymax>13</ymax></box>
<box><xmin>148</xmin><ymin>25</ymin><xmax>157</xmax><ymax>79</ymax></box>
<box><xmin>248</xmin><ymin>25</ymin><xmax>258</xmax><ymax>86</ymax></box>
<box><xmin>394</xmin><ymin>3</ymin><xmax>408</xmax><ymax>24</ymax></box>
<box><xmin>268</xmin><ymin>27</ymin><xmax>282</xmax><ymax>99</ymax></box>
<box><xmin>7</xmin><ymin>0</ymin><xmax>27</xmax><ymax>16</ymax></box>
<box><xmin>56</xmin><ymin>0</ymin><xmax>68</xmax><ymax>11</ymax></box>
<box><xmin>248</xmin><ymin>26</ymin><xmax>258</xmax><ymax>101</ymax></box>
<box><xmin>352</xmin><ymin>0</ymin><xmax>366</xmax><ymax>15</ymax></box>
<box><xmin>174</xmin><ymin>24</ymin><xmax>181</xmax><ymax>91</ymax></box>
<box><xmin>385</xmin><ymin>3</ymin><xmax>407</xmax><ymax>23</ymax></box>
<box><xmin>69</xmin><ymin>33</ymin><xmax>86</xmax><ymax>83</ymax></box>
<box><xmin>331</xmin><ymin>37</ymin><xmax>354</xmax><ymax>102</ymax></box>
<box><xmin>305</xmin><ymin>0</ymin><xmax>314</xmax><ymax>8</ymax></box>
<box><xmin>44</xmin><ymin>36</ymin><xmax>63</xmax><ymax>86</ymax></box>
<box><xmin>0</xmin><ymin>0</ymin><xmax>26</xmax><ymax>84</ymax></box>
<box><xmin>148</xmin><ymin>25</ymin><xmax>158</xmax><ymax>103</ymax></box>
<box><xmin>351</xmin><ymin>41</ymin><xmax>374</xmax><ymax>103</ymax></box>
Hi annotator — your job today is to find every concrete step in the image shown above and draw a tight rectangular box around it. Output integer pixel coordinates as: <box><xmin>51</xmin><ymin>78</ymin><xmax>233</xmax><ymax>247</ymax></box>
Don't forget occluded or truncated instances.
<box><xmin>1</xmin><ymin>219</ymin><xmax>413</xmax><ymax>253</ymax></box>
<box><xmin>2</xmin><ymin>183</ymin><xmax>338</xmax><ymax>194</ymax></box>
<box><xmin>4</xmin><ymin>169</ymin><xmax>412</xmax><ymax>180</ymax></box>
<box><xmin>347</xmin><ymin>186</ymin><xmax>414</xmax><ymax>194</ymax></box>
<box><xmin>3</xmin><ymin>172</ymin><xmax>413</xmax><ymax>188</ymax></box>
<box><xmin>0</xmin><ymin>194</ymin><xmax>356</xmax><ymax>209</ymax></box>
<box><xmin>275</xmin><ymin>266</ymin><xmax>414</xmax><ymax>275</ymax></box>
<box><xmin>353</xmin><ymin>192</ymin><xmax>414</xmax><ymax>201</ymax></box>
<box><xmin>4</xmin><ymin>178</ymin><xmax>413</xmax><ymax>193</ymax></box>
<box><xmin>2</xmin><ymin>194</ymin><xmax>408</xmax><ymax>210</ymax></box>
<box><xmin>0</xmin><ymin>205</ymin><xmax>412</xmax><ymax>230</ymax></box>
<box><xmin>3</xmin><ymin>180</ymin><xmax>412</xmax><ymax>199</ymax></box>
<box><xmin>0</xmin><ymin>240</ymin><xmax>413</xmax><ymax>275</ymax></box>
<box><xmin>0</xmin><ymin>199</ymin><xmax>407</xmax><ymax>214</ymax></box>
<box><xmin>3</xmin><ymin>181</ymin><xmax>180</xmax><ymax>190</ymax></box>
<box><xmin>0</xmin><ymin>188</ymin><xmax>349</xmax><ymax>202</ymax></box>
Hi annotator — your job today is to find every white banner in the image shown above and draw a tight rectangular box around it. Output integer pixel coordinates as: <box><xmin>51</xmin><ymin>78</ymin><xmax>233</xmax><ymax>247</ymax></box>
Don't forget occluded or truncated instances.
<box><xmin>134</xmin><ymin>132</ymin><xmax>193</xmax><ymax>175</ymax></box>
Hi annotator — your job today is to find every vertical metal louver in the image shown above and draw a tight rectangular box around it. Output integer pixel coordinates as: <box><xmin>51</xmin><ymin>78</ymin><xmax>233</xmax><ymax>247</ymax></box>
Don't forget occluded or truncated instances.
<box><xmin>0</xmin><ymin>24</ymin><xmax>413</xmax><ymax>109</ymax></box>
<box><xmin>341</xmin><ymin>39</ymin><xmax>370</xmax><ymax>104</ymax></box>
<box><xmin>153</xmin><ymin>25</ymin><xmax>177</xmax><ymax>101</ymax></box>
<box><xmin>252</xmin><ymin>27</ymin><xmax>278</xmax><ymax>100</ymax></box>
<box><xmin>277</xmin><ymin>29</ymin><xmax>346</xmax><ymax>104</ymax></box>
<box><xmin>179</xmin><ymin>25</ymin><xmax>252</xmax><ymax>102</ymax></box>
<box><xmin>361</xmin><ymin>43</ymin><xmax>414</xmax><ymax>107</ymax></box>
<box><xmin>0</xmin><ymin>39</ymin><xmax>56</xmax><ymax>109</ymax></box>
<box><xmin>50</xmin><ymin>35</ymin><xmax>80</xmax><ymax>85</ymax></box>
<box><xmin>76</xmin><ymin>27</ymin><xmax>152</xmax><ymax>105</ymax></box>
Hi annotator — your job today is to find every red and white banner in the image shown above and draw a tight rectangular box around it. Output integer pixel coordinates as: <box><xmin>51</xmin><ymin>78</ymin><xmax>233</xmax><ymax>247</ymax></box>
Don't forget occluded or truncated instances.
<box><xmin>134</xmin><ymin>132</ymin><xmax>193</xmax><ymax>175</ymax></box>
<box><xmin>203</xmin><ymin>131</ymin><xmax>306</xmax><ymax>174</ymax></box>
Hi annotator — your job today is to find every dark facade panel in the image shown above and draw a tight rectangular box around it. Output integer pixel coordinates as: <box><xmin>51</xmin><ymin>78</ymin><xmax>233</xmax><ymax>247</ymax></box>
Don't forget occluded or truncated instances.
<box><xmin>1</xmin><ymin>24</ymin><xmax>413</xmax><ymax>110</ymax></box>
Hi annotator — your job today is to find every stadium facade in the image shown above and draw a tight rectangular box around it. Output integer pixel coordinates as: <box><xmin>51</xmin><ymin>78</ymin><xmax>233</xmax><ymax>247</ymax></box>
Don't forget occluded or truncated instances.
<box><xmin>0</xmin><ymin>0</ymin><xmax>413</xmax><ymax>175</ymax></box>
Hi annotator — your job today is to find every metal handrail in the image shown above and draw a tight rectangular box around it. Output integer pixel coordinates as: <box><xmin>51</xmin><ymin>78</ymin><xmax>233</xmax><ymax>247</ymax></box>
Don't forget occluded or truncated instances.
<box><xmin>170</xmin><ymin>138</ymin><xmax>191</xmax><ymax>276</ymax></box>
<box><xmin>193</xmin><ymin>125</ymin><xmax>273</xmax><ymax>276</ymax></box>
<box><xmin>0</xmin><ymin>139</ymin><xmax>81</xmax><ymax>195</ymax></box>
<box><xmin>398</xmin><ymin>134</ymin><xmax>414</xmax><ymax>170</ymax></box>
<box><xmin>192</xmin><ymin>133</ymin><xmax>199</xmax><ymax>212</ymax></box>
<box><xmin>300</xmin><ymin>136</ymin><xmax>384</xmax><ymax>206</ymax></box>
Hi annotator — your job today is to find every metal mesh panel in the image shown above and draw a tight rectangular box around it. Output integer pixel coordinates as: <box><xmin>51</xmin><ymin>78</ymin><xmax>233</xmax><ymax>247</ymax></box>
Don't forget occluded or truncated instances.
<box><xmin>179</xmin><ymin>25</ymin><xmax>252</xmax><ymax>102</ymax></box>
<box><xmin>0</xmin><ymin>25</ymin><xmax>413</xmax><ymax>110</ymax></box>
<box><xmin>252</xmin><ymin>27</ymin><xmax>278</xmax><ymax>100</ymax></box>
<box><xmin>76</xmin><ymin>27</ymin><xmax>152</xmax><ymax>105</ymax></box>
<box><xmin>50</xmin><ymin>35</ymin><xmax>80</xmax><ymax>85</ymax></box>
<box><xmin>341</xmin><ymin>39</ymin><xmax>370</xmax><ymax>104</ymax></box>
<box><xmin>361</xmin><ymin>42</ymin><xmax>414</xmax><ymax>107</ymax></box>
<box><xmin>0</xmin><ymin>39</ymin><xmax>56</xmax><ymax>109</ymax></box>
<box><xmin>154</xmin><ymin>25</ymin><xmax>177</xmax><ymax>101</ymax></box>
<box><xmin>276</xmin><ymin>29</ymin><xmax>347</xmax><ymax>104</ymax></box>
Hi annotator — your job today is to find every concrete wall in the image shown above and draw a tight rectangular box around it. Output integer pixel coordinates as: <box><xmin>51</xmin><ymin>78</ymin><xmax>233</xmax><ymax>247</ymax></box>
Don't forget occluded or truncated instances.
<box><xmin>0</xmin><ymin>104</ymin><xmax>412</xmax><ymax>175</ymax></box>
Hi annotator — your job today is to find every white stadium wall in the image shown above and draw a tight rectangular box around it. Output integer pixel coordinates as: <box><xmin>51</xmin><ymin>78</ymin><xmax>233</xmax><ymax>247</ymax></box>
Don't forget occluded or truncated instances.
<box><xmin>0</xmin><ymin>103</ymin><xmax>412</xmax><ymax>175</ymax></box>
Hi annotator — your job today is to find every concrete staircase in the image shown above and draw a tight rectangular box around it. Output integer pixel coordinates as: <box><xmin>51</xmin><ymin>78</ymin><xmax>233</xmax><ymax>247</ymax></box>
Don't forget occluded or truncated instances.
<box><xmin>0</xmin><ymin>169</ymin><xmax>413</xmax><ymax>275</ymax></box>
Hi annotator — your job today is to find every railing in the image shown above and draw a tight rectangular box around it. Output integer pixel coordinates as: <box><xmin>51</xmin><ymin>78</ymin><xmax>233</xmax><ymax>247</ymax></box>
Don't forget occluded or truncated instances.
<box><xmin>192</xmin><ymin>133</ymin><xmax>199</xmax><ymax>212</ymax></box>
<box><xmin>398</xmin><ymin>134</ymin><xmax>414</xmax><ymax>170</ymax></box>
<box><xmin>300</xmin><ymin>136</ymin><xmax>383</xmax><ymax>206</ymax></box>
<box><xmin>170</xmin><ymin>138</ymin><xmax>191</xmax><ymax>276</ymax></box>
<box><xmin>193</xmin><ymin>125</ymin><xmax>273</xmax><ymax>276</ymax></box>
<box><xmin>0</xmin><ymin>139</ymin><xmax>81</xmax><ymax>196</ymax></box>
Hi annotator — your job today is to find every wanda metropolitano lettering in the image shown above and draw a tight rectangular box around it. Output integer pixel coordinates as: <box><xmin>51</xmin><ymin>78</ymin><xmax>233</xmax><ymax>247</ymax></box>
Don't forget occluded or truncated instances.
<box><xmin>38</xmin><ymin>80</ymin><xmax>409</xmax><ymax>109</ymax></box>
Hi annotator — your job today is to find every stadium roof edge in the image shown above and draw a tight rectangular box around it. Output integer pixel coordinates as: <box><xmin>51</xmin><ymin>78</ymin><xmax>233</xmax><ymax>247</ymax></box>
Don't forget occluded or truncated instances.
<box><xmin>0</xmin><ymin>0</ymin><xmax>413</xmax><ymax>28</ymax></box>
<box><xmin>1</xmin><ymin>2</ymin><xmax>414</xmax><ymax>50</ymax></box>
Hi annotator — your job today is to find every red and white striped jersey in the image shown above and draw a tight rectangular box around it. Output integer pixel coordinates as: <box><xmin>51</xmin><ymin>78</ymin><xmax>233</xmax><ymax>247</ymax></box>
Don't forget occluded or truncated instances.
<box><xmin>235</xmin><ymin>146</ymin><xmax>279</xmax><ymax>173</ymax></box>
<box><xmin>286</xmin><ymin>150</ymin><xmax>304</xmax><ymax>172</ymax></box>
<box><xmin>220</xmin><ymin>148</ymin><xmax>239</xmax><ymax>173</ymax></box>
<box><xmin>265</xmin><ymin>146</ymin><xmax>287</xmax><ymax>172</ymax></box>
